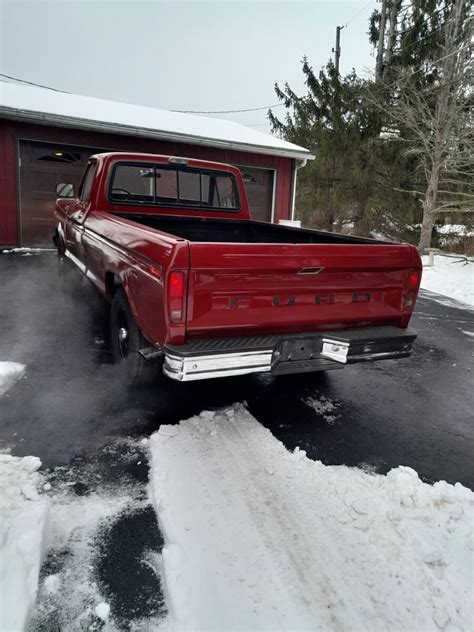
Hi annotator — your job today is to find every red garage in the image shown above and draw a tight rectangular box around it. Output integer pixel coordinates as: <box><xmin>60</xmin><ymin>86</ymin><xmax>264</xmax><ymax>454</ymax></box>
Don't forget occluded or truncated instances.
<box><xmin>0</xmin><ymin>81</ymin><xmax>312</xmax><ymax>247</ymax></box>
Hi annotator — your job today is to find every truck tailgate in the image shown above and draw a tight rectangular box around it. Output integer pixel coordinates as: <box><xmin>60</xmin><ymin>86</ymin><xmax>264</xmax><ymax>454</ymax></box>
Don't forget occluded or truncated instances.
<box><xmin>186</xmin><ymin>242</ymin><xmax>416</xmax><ymax>337</ymax></box>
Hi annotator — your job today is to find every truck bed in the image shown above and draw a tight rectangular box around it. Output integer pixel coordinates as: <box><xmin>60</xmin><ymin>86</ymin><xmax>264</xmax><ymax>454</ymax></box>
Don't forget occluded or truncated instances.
<box><xmin>112</xmin><ymin>213</ymin><xmax>379</xmax><ymax>245</ymax></box>
<box><xmin>105</xmin><ymin>212</ymin><xmax>418</xmax><ymax>339</ymax></box>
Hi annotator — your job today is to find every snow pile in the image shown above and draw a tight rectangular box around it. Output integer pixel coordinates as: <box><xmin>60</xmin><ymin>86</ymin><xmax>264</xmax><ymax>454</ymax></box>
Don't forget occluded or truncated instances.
<box><xmin>421</xmin><ymin>255</ymin><xmax>474</xmax><ymax>307</ymax></box>
<box><xmin>149</xmin><ymin>405</ymin><xmax>474</xmax><ymax>632</ymax></box>
<box><xmin>0</xmin><ymin>361</ymin><xmax>25</xmax><ymax>396</ymax></box>
<box><xmin>0</xmin><ymin>454</ymin><xmax>48</xmax><ymax>632</ymax></box>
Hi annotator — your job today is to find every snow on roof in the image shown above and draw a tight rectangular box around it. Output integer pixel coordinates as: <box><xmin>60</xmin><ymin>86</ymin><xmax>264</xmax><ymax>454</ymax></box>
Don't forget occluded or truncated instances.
<box><xmin>0</xmin><ymin>81</ymin><xmax>313</xmax><ymax>161</ymax></box>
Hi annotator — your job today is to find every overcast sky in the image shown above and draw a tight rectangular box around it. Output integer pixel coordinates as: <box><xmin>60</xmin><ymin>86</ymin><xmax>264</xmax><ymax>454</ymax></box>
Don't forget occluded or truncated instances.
<box><xmin>0</xmin><ymin>0</ymin><xmax>376</xmax><ymax>133</ymax></box>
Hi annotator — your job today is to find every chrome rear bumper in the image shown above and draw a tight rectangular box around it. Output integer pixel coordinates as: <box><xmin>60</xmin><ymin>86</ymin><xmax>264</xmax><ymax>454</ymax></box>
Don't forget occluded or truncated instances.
<box><xmin>163</xmin><ymin>349</ymin><xmax>273</xmax><ymax>381</ymax></box>
<box><xmin>163</xmin><ymin>326</ymin><xmax>417</xmax><ymax>382</ymax></box>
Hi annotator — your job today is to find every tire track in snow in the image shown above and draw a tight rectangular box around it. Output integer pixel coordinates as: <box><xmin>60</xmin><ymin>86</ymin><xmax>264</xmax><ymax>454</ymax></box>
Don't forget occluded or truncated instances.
<box><xmin>216</xmin><ymin>412</ymin><xmax>350</xmax><ymax>631</ymax></box>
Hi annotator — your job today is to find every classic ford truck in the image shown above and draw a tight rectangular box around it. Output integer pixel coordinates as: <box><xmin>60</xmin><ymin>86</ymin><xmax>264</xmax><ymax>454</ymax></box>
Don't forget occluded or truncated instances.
<box><xmin>54</xmin><ymin>152</ymin><xmax>422</xmax><ymax>383</ymax></box>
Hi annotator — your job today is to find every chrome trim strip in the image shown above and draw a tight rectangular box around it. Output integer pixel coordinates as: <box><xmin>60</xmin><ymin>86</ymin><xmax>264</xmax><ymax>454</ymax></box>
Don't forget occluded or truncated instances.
<box><xmin>163</xmin><ymin>349</ymin><xmax>273</xmax><ymax>382</ymax></box>
<box><xmin>64</xmin><ymin>249</ymin><xmax>86</xmax><ymax>274</ymax></box>
<box><xmin>298</xmin><ymin>267</ymin><xmax>325</xmax><ymax>275</ymax></box>
<box><xmin>348</xmin><ymin>350</ymin><xmax>411</xmax><ymax>361</ymax></box>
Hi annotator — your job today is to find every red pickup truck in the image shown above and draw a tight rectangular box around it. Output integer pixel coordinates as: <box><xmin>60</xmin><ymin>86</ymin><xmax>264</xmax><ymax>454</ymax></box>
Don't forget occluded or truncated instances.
<box><xmin>54</xmin><ymin>152</ymin><xmax>422</xmax><ymax>384</ymax></box>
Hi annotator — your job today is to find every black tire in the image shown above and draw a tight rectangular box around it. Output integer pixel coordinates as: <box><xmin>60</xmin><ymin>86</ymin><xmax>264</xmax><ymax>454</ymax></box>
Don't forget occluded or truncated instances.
<box><xmin>110</xmin><ymin>288</ymin><xmax>162</xmax><ymax>384</ymax></box>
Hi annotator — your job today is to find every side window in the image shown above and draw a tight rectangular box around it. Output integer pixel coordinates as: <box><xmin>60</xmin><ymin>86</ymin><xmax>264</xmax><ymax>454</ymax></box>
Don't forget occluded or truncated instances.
<box><xmin>79</xmin><ymin>163</ymin><xmax>97</xmax><ymax>202</ymax></box>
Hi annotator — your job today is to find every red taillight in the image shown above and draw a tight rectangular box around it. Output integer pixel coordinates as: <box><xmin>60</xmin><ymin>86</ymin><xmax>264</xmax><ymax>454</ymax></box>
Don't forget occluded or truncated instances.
<box><xmin>404</xmin><ymin>268</ymin><xmax>421</xmax><ymax>309</ymax></box>
<box><xmin>408</xmin><ymin>270</ymin><xmax>420</xmax><ymax>290</ymax></box>
<box><xmin>168</xmin><ymin>271</ymin><xmax>185</xmax><ymax>323</ymax></box>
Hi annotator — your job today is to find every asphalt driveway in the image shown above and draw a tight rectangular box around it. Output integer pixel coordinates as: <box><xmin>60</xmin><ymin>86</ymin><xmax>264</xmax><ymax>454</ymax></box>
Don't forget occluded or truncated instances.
<box><xmin>0</xmin><ymin>251</ymin><xmax>472</xmax><ymax>488</ymax></box>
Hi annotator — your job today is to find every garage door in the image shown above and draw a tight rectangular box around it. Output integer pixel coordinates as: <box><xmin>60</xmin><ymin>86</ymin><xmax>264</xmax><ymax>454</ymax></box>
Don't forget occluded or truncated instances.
<box><xmin>18</xmin><ymin>142</ymin><xmax>276</xmax><ymax>246</ymax></box>
<box><xmin>18</xmin><ymin>141</ymin><xmax>102</xmax><ymax>246</ymax></box>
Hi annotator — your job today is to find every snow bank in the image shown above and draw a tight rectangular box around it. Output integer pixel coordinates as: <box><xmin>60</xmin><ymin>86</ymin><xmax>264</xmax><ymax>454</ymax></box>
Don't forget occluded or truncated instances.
<box><xmin>437</xmin><ymin>224</ymin><xmax>473</xmax><ymax>237</ymax></box>
<box><xmin>0</xmin><ymin>361</ymin><xmax>25</xmax><ymax>396</ymax></box>
<box><xmin>0</xmin><ymin>454</ymin><xmax>48</xmax><ymax>631</ymax></box>
<box><xmin>421</xmin><ymin>254</ymin><xmax>474</xmax><ymax>307</ymax></box>
<box><xmin>149</xmin><ymin>405</ymin><xmax>473</xmax><ymax>632</ymax></box>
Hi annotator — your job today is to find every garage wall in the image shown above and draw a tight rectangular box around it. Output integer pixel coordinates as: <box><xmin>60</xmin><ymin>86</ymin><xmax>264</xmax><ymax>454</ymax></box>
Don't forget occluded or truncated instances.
<box><xmin>0</xmin><ymin>120</ymin><xmax>295</xmax><ymax>246</ymax></box>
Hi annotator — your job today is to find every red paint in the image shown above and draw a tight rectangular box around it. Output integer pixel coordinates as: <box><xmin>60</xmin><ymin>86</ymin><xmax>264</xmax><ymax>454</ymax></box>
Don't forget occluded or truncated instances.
<box><xmin>55</xmin><ymin>152</ymin><xmax>422</xmax><ymax>351</ymax></box>
<box><xmin>0</xmin><ymin>120</ymin><xmax>294</xmax><ymax>246</ymax></box>
<box><xmin>0</xmin><ymin>123</ymin><xmax>18</xmax><ymax>245</ymax></box>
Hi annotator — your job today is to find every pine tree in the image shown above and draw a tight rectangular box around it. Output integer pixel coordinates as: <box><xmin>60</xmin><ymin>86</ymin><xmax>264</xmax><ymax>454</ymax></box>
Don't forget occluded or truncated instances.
<box><xmin>268</xmin><ymin>59</ymin><xmax>420</xmax><ymax>238</ymax></box>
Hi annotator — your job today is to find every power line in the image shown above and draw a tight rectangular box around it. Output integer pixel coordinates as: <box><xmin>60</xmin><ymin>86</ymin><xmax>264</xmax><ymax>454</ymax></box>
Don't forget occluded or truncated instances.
<box><xmin>0</xmin><ymin>71</ymin><xmax>285</xmax><ymax>115</ymax></box>
<box><xmin>0</xmin><ymin>72</ymin><xmax>68</xmax><ymax>93</ymax></box>
<box><xmin>171</xmin><ymin>103</ymin><xmax>285</xmax><ymax>114</ymax></box>
<box><xmin>343</xmin><ymin>0</ymin><xmax>375</xmax><ymax>28</ymax></box>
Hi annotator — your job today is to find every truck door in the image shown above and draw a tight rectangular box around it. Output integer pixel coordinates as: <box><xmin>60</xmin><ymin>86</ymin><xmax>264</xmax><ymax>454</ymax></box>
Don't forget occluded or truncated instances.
<box><xmin>64</xmin><ymin>162</ymin><xmax>96</xmax><ymax>271</ymax></box>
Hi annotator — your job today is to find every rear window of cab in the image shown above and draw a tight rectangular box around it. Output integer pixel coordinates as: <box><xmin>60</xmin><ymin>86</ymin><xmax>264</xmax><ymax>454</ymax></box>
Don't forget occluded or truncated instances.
<box><xmin>108</xmin><ymin>162</ymin><xmax>240</xmax><ymax>211</ymax></box>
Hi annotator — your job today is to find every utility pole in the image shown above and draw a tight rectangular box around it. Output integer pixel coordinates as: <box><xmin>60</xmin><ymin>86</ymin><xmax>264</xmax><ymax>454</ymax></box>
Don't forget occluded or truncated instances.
<box><xmin>375</xmin><ymin>0</ymin><xmax>388</xmax><ymax>82</ymax></box>
<box><xmin>333</xmin><ymin>25</ymin><xmax>344</xmax><ymax>75</ymax></box>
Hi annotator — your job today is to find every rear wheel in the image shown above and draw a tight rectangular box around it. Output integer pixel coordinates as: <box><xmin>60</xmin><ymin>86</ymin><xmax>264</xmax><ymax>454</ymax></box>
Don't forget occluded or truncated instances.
<box><xmin>110</xmin><ymin>289</ymin><xmax>162</xmax><ymax>384</ymax></box>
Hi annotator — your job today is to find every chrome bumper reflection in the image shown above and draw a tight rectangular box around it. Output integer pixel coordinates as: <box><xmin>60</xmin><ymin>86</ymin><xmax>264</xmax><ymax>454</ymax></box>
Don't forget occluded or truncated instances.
<box><xmin>320</xmin><ymin>338</ymin><xmax>350</xmax><ymax>363</ymax></box>
<box><xmin>163</xmin><ymin>350</ymin><xmax>273</xmax><ymax>382</ymax></box>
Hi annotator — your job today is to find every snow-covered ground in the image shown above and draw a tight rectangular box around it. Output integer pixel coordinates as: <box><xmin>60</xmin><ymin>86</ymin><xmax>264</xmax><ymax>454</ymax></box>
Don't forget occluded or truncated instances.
<box><xmin>0</xmin><ymin>361</ymin><xmax>25</xmax><ymax>396</ymax></box>
<box><xmin>421</xmin><ymin>254</ymin><xmax>473</xmax><ymax>307</ymax></box>
<box><xmin>150</xmin><ymin>404</ymin><xmax>473</xmax><ymax>632</ymax></box>
<box><xmin>0</xmin><ymin>455</ymin><xmax>48</xmax><ymax>632</ymax></box>
<box><xmin>3</xmin><ymin>403</ymin><xmax>472</xmax><ymax>630</ymax></box>
<box><xmin>437</xmin><ymin>224</ymin><xmax>473</xmax><ymax>237</ymax></box>
<box><xmin>32</xmin><ymin>489</ymin><xmax>133</xmax><ymax>631</ymax></box>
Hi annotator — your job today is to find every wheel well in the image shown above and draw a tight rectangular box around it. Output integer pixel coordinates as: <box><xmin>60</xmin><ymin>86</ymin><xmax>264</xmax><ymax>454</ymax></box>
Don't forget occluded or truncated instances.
<box><xmin>105</xmin><ymin>272</ymin><xmax>121</xmax><ymax>300</ymax></box>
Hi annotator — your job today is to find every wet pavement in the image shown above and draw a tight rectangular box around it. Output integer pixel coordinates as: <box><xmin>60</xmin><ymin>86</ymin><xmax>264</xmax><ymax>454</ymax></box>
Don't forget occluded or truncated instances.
<box><xmin>1</xmin><ymin>251</ymin><xmax>472</xmax><ymax>487</ymax></box>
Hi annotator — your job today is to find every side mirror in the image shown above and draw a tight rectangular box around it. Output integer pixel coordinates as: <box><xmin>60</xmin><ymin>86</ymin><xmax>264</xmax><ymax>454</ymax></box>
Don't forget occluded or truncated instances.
<box><xmin>56</xmin><ymin>182</ymin><xmax>75</xmax><ymax>198</ymax></box>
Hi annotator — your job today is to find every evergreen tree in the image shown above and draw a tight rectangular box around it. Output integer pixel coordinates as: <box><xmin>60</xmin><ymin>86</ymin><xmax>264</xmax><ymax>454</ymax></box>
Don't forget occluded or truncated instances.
<box><xmin>270</xmin><ymin>0</ymin><xmax>472</xmax><ymax>251</ymax></box>
<box><xmin>268</xmin><ymin>59</ymin><xmax>420</xmax><ymax>239</ymax></box>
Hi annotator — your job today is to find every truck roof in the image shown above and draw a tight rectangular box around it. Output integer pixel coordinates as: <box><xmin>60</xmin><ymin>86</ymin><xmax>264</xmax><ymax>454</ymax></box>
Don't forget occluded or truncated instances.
<box><xmin>92</xmin><ymin>152</ymin><xmax>243</xmax><ymax>175</ymax></box>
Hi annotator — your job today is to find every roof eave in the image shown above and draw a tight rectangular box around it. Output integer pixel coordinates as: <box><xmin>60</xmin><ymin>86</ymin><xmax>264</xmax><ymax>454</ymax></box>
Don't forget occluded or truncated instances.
<box><xmin>0</xmin><ymin>107</ymin><xmax>315</xmax><ymax>161</ymax></box>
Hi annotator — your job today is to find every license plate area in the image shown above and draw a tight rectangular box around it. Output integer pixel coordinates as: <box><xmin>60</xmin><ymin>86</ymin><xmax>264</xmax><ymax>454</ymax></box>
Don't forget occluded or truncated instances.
<box><xmin>320</xmin><ymin>338</ymin><xmax>350</xmax><ymax>363</ymax></box>
<box><xmin>277</xmin><ymin>338</ymin><xmax>323</xmax><ymax>362</ymax></box>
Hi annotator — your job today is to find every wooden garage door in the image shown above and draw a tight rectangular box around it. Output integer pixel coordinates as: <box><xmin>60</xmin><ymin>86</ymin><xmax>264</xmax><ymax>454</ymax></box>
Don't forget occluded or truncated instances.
<box><xmin>18</xmin><ymin>141</ymin><xmax>101</xmax><ymax>246</ymax></box>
